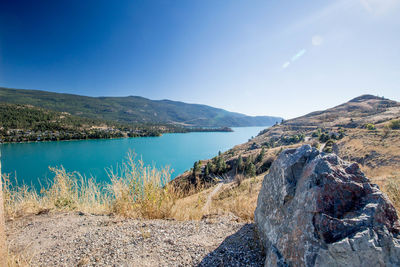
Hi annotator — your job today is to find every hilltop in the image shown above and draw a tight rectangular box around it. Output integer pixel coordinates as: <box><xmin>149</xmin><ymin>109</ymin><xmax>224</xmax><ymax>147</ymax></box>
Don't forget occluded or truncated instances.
<box><xmin>172</xmin><ymin>95</ymin><xmax>400</xmax><ymax>201</ymax></box>
<box><xmin>0</xmin><ymin>87</ymin><xmax>282</xmax><ymax>127</ymax></box>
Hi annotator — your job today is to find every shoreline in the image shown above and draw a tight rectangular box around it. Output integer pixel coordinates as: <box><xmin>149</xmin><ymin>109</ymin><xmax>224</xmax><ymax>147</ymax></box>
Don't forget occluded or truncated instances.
<box><xmin>0</xmin><ymin>127</ymin><xmax>236</xmax><ymax>145</ymax></box>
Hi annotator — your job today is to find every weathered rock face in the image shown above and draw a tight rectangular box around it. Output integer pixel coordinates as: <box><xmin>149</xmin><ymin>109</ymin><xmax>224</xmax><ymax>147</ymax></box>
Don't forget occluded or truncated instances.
<box><xmin>255</xmin><ymin>145</ymin><xmax>400</xmax><ymax>267</ymax></box>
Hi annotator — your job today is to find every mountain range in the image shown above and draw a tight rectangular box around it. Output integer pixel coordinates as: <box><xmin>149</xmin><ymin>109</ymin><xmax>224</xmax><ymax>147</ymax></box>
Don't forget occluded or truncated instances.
<box><xmin>0</xmin><ymin>87</ymin><xmax>282</xmax><ymax>127</ymax></box>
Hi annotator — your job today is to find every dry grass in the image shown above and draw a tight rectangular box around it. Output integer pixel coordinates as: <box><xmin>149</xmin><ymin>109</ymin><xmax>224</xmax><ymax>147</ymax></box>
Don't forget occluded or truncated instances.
<box><xmin>2</xmin><ymin>152</ymin><xmax>176</xmax><ymax>220</ymax></box>
<box><xmin>171</xmin><ymin>174</ymin><xmax>264</xmax><ymax>221</ymax></box>
<box><xmin>7</xmin><ymin>249</ymin><xmax>32</xmax><ymax>267</ymax></box>
<box><xmin>383</xmin><ymin>173</ymin><xmax>400</xmax><ymax>212</ymax></box>
<box><xmin>107</xmin><ymin>152</ymin><xmax>177</xmax><ymax>219</ymax></box>
<box><xmin>212</xmin><ymin>176</ymin><xmax>263</xmax><ymax>221</ymax></box>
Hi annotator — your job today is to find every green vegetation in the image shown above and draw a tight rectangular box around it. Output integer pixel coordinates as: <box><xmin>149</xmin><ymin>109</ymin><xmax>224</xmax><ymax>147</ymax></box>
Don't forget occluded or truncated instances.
<box><xmin>323</xmin><ymin>140</ymin><xmax>335</xmax><ymax>153</ymax></box>
<box><xmin>192</xmin><ymin>161</ymin><xmax>201</xmax><ymax>177</ymax></box>
<box><xmin>0</xmin><ymin>87</ymin><xmax>282</xmax><ymax>127</ymax></box>
<box><xmin>364</xmin><ymin>123</ymin><xmax>376</xmax><ymax>131</ymax></box>
<box><xmin>244</xmin><ymin>156</ymin><xmax>256</xmax><ymax>177</ymax></box>
<box><xmin>237</xmin><ymin>155</ymin><xmax>244</xmax><ymax>173</ymax></box>
<box><xmin>280</xmin><ymin>134</ymin><xmax>305</xmax><ymax>145</ymax></box>
<box><xmin>0</xmin><ymin>103</ymin><xmax>234</xmax><ymax>143</ymax></box>
<box><xmin>312</xmin><ymin>128</ymin><xmax>344</xmax><ymax>143</ymax></box>
<box><xmin>256</xmin><ymin>147</ymin><xmax>265</xmax><ymax>163</ymax></box>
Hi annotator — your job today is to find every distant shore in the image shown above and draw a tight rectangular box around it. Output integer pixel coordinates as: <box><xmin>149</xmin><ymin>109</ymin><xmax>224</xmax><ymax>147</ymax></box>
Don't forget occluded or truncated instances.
<box><xmin>0</xmin><ymin>127</ymin><xmax>234</xmax><ymax>144</ymax></box>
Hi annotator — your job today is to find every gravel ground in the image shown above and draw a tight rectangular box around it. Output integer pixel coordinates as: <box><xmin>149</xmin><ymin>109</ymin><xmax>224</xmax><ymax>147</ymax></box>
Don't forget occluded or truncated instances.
<box><xmin>6</xmin><ymin>212</ymin><xmax>265</xmax><ymax>266</ymax></box>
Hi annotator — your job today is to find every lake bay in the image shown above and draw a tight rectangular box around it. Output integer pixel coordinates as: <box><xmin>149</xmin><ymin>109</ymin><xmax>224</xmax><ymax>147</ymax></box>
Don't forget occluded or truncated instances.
<box><xmin>1</xmin><ymin>127</ymin><xmax>266</xmax><ymax>189</ymax></box>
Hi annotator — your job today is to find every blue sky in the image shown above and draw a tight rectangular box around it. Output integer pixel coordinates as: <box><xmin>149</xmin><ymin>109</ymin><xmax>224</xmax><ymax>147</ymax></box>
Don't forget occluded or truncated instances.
<box><xmin>0</xmin><ymin>0</ymin><xmax>399</xmax><ymax>119</ymax></box>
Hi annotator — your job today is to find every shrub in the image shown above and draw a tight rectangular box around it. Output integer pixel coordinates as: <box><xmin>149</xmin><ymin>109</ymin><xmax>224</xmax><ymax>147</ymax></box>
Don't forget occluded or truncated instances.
<box><xmin>280</xmin><ymin>134</ymin><xmax>305</xmax><ymax>145</ymax></box>
<box><xmin>256</xmin><ymin>147</ymin><xmax>266</xmax><ymax>163</ymax></box>
<box><xmin>319</xmin><ymin>132</ymin><xmax>330</xmax><ymax>142</ymax></box>
<box><xmin>364</xmin><ymin>123</ymin><xmax>376</xmax><ymax>131</ymax></box>
<box><xmin>322</xmin><ymin>140</ymin><xmax>335</xmax><ymax>153</ymax></box>
<box><xmin>312</xmin><ymin>128</ymin><xmax>322</xmax><ymax>138</ymax></box>
<box><xmin>388</xmin><ymin>120</ymin><xmax>400</xmax><ymax>130</ymax></box>
<box><xmin>311</xmin><ymin>141</ymin><xmax>320</xmax><ymax>149</ymax></box>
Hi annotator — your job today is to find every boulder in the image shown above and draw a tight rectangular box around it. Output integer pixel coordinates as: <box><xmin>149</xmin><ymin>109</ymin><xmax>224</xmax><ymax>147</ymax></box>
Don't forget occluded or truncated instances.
<box><xmin>255</xmin><ymin>145</ymin><xmax>400</xmax><ymax>267</ymax></box>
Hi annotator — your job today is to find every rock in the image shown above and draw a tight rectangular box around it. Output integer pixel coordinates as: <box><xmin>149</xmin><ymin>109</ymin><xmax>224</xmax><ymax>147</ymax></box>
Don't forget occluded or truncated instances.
<box><xmin>255</xmin><ymin>145</ymin><xmax>400</xmax><ymax>267</ymax></box>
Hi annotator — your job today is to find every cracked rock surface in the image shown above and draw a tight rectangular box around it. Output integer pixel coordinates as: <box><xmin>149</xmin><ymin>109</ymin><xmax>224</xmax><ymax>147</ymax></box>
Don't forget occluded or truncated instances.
<box><xmin>255</xmin><ymin>145</ymin><xmax>400</xmax><ymax>267</ymax></box>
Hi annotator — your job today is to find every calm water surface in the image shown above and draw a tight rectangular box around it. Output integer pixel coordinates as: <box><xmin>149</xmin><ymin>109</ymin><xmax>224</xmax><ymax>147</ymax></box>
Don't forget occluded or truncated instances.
<box><xmin>0</xmin><ymin>126</ymin><xmax>266</xmax><ymax>189</ymax></box>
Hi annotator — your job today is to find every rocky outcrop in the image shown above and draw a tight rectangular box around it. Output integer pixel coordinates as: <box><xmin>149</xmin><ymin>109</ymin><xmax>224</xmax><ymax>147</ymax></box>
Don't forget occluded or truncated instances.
<box><xmin>255</xmin><ymin>145</ymin><xmax>400</xmax><ymax>266</ymax></box>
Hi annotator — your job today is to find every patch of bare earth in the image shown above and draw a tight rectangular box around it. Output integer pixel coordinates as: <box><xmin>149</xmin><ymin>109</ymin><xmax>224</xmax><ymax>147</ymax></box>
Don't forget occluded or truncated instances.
<box><xmin>6</xmin><ymin>212</ymin><xmax>264</xmax><ymax>266</ymax></box>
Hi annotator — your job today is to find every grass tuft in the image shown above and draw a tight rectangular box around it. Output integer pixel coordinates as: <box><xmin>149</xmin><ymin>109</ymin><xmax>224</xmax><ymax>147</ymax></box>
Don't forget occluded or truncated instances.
<box><xmin>2</xmin><ymin>152</ymin><xmax>174</xmax><ymax>220</ymax></box>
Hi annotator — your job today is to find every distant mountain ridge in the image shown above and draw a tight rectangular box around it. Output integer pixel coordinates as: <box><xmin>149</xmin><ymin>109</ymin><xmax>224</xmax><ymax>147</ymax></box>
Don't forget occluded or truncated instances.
<box><xmin>0</xmin><ymin>87</ymin><xmax>282</xmax><ymax>127</ymax></box>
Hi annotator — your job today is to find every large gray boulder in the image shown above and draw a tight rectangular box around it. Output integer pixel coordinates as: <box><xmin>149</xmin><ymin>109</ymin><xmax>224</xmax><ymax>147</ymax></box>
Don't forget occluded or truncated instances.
<box><xmin>255</xmin><ymin>145</ymin><xmax>400</xmax><ymax>267</ymax></box>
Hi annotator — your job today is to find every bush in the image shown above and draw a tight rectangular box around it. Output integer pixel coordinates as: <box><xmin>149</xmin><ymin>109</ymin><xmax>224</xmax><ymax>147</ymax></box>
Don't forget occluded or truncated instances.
<box><xmin>388</xmin><ymin>120</ymin><xmax>400</xmax><ymax>130</ymax></box>
<box><xmin>280</xmin><ymin>134</ymin><xmax>305</xmax><ymax>145</ymax></box>
<box><xmin>323</xmin><ymin>140</ymin><xmax>335</xmax><ymax>153</ymax></box>
<box><xmin>312</xmin><ymin>129</ymin><xmax>322</xmax><ymax>138</ymax></box>
<box><xmin>319</xmin><ymin>132</ymin><xmax>330</xmax><ymax>143</ymax></box>
<box><xmin>311</xmin><ymin>141</ymin><xmax>320</xmax><ymax>149</ymax></box>
<box><xmin>364</xmin><ymin>123</ymin><xmax>376</xmax><ymax>131</ymax></box>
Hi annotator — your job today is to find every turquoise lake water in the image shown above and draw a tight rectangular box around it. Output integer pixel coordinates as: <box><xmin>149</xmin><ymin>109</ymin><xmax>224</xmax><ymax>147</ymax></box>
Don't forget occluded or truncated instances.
<box><xmin>0</xmin><ymin>126</ymin><xmax>266</xmax><ymax>189</ymax></box>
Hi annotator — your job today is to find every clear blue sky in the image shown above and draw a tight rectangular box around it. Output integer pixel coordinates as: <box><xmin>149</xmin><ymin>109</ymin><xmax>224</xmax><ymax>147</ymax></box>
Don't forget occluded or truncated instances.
<box><xmin>0</xmin><ymin>0</ymin><xmax>399</xmax><ymax>119</ymax></box>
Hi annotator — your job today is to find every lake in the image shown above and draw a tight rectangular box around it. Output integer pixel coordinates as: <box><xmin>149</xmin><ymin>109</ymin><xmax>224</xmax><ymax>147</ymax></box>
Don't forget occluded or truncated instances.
<box><xmin>0</xmin><ymin>126</ymin><xmax>266</xmax><ymax>189</ymax></box>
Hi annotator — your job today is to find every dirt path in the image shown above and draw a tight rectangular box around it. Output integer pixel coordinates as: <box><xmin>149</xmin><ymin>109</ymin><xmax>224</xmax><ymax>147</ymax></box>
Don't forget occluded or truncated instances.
<box><xmin>6</xmin><ymin>212</ymin><xmax>264</xmax><ymax>266</ymax></box>
<box><xmin>202</xmin><ymin>183</ymin><xmax>223</xmax><ymax>213</ymax></box>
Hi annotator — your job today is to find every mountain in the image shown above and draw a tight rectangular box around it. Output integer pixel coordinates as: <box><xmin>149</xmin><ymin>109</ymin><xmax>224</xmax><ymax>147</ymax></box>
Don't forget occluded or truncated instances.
<box><xmin>0</xmin><ymin>87</ymin><xmax>282</xmax><ymax>127</ymax></box>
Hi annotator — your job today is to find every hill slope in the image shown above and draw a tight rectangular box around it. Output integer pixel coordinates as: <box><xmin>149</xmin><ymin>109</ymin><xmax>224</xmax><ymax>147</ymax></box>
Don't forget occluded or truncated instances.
<box><xmin>284</xmin><ymin>95</ymin><xmax>400</xmax><ymax>128</ymax></box>
<box><xmin>172</xmin><ymin>95</ymin><xmax>400</xmax><ymax>198</ymax></box>
<box><xmin>0</xmin><ymin>87</ymin><xmax>282</xmax><ymax>127</ymax></box>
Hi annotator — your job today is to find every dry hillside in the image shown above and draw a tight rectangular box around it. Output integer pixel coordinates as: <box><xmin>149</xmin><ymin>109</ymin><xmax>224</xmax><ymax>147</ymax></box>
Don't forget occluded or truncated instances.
<box><xmin>172</xmin><ymin>94</ymin><xmax>400</xmax><ymax>211</ymax></box>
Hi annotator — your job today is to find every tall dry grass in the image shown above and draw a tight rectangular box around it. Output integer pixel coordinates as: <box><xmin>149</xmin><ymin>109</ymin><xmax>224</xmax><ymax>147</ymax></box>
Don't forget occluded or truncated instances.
<box><xmin>171</xmin><ymin>174</ymin><xmax>264</xmax><ymax>221</ymax></box>
<box><xmin>107</xmin><ymin>152</ymin><xmax>176</xmax><ymax>218</ymax></box>
<box><xmin>384</xmin><ymin>174</ymin><xmax>400</xmax><ymax>213</ymax></box>
<box><xmin>2</xmin><ymin>152</ymin><xmax>175</xmax><ymax>220</ymax></box>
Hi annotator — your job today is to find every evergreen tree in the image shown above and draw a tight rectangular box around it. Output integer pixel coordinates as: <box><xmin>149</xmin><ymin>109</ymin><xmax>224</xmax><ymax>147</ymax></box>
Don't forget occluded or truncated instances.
<box><xmin>246</xmin><ymin>162</ymin><xmax>256</xmax><ymax>177</ymax></box>
<box><xmin>204</xmin><ymin>162</ymin><xmax>211</xmax><ymax>177</ymax></box>
<box><xmin>193</xmin><ymin>161</ymin><xmax>201</xmax><ymax>177</ymax></box>
<box><xmin>256</xmin><ymin>147</ymin><xmax>265</xmax><ymax>163</ymax></box>
<box><xmin>237</xmin><ymin>155</ymin><xmax>244</xmax><ymax>173</ymax></box>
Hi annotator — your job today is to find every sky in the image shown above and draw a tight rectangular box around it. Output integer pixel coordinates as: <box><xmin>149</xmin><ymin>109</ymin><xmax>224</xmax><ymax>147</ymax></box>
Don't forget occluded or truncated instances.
<box><xmin>0</xmin><ymin>0</ymin><xmax>399</xmax><ymax>119</ymax></box>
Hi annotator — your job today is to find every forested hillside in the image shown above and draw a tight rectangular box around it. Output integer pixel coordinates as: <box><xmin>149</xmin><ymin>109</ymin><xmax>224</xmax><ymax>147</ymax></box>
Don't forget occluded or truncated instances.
<box><xmin>0</xmin><ymin>87</ymin><xmax>282</xmax><ymax>127</ymax></box>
